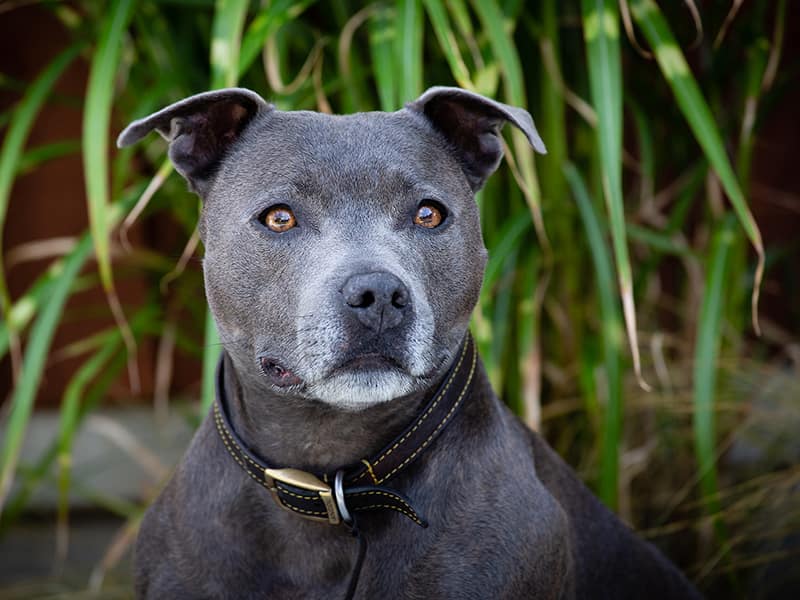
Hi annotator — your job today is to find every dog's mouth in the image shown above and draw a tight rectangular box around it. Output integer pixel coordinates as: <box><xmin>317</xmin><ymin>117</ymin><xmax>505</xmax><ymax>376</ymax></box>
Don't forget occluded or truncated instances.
<box><xmin>333</xmin><ymin>352</ymin><xmax>405</xmax><ymax>374</ymax></box>
<box><xmin>257</xmin><ymin>350</ymin><xmax>407</xmax><ymax>389</ymax></box>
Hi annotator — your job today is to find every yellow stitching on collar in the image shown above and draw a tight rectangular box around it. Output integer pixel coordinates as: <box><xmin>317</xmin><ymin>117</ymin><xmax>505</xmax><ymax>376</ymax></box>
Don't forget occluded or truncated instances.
<box><xmin>214</xmin><ymin>403</ymin><xmax>262</xmax><ymax>471</ymax></box>
<box><xmin>214</xmin><ymin>410</ymin><xmax>269</xmax><ymax>490</ymax></box>
<box><xmin>348</xmin><ymin>490</ymin><xmax>416</xmax><ymax>514</ymax></box>
<box><xmin>361</xmin><ymin>459</ymin><xmax>379</xmax><ymax>485</ymax></box>
<box><xmin>352</xmin><ymin>340</ymin><xmax>469</xmax><ymax>483</ymax></box>
<box><xmin>282</xmin><ymin>503</ymin><xmax>327</xmax><ymax>517</ymax></box>
<box><xmin>275</xmin><ymin>483</ymin><xmax>318</xmax><ymax>501</ymax></box>
<box><xmin>377</xmin><ymin>345</ymin><xmax>476</xmax><ymax>484</ymax></box>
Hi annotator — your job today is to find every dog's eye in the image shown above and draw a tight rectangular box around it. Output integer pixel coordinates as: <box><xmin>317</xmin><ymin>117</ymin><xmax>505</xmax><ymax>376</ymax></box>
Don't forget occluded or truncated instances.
<box><xmin>261</xmin><ymin>205</ymin><xmax>296</xmax><ymax>232</ymax></box>
<box><xmin>414</xmin><ymin>201</ymin><xmax>446</xmax><ymax>229</ymax></box>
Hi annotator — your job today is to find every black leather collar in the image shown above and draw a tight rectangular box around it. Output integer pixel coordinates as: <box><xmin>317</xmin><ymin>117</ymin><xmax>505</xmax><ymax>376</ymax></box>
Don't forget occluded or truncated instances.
<box><xmin>213</xmin><ymin>334</ymin><xmax>477</xmax><ymax>528</ymax></box>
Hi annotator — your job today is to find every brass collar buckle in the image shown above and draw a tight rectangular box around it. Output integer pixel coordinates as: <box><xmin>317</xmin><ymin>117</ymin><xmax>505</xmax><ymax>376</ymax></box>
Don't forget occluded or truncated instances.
<box><xmin>264</xmin><ymin>467</ymin><xmax>342</xmax><ymax>525</ymax></box>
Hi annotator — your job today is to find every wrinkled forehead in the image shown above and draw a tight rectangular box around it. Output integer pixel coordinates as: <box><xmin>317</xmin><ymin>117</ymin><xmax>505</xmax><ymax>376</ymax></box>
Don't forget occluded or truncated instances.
<box><xmin>210</xmin><ymin>109</ymin><xmax>471</xmax><ymax>206</ymax></box>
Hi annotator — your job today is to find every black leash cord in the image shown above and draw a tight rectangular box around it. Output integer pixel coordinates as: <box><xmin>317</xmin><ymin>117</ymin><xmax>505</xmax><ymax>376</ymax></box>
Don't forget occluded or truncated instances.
<box><xmin>343</xmin><ymin>519</ymin><xmax>367</xmax><ymax>600</ymax></box>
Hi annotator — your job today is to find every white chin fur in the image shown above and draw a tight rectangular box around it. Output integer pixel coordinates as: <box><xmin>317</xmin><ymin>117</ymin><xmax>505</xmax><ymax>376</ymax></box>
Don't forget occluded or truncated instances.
<box><xmin>307</xmin><ymin>370</ymin><xmax>415</xmax><ymax>411</ymax></box>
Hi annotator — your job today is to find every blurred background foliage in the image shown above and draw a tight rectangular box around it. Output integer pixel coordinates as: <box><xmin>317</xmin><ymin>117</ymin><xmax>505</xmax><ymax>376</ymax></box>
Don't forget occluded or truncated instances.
<box><xmin>0</xmin><ymin>0</ymin><xmax>798</xmax><ymax>597</ymax></box>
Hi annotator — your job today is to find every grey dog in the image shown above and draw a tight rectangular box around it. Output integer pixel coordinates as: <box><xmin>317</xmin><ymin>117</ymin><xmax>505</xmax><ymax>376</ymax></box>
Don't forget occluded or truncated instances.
<box><xmin>118</xmin><ymin>87</ymin><xmax>701</xmax><ymax>599</ymax></box>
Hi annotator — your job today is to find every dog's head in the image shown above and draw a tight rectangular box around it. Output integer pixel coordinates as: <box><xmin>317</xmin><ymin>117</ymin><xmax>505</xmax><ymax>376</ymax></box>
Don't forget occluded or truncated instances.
<box><xmin>119</xmin><ymin>87</ymin><xmax>545</xmax><ymax>410</ymax></box>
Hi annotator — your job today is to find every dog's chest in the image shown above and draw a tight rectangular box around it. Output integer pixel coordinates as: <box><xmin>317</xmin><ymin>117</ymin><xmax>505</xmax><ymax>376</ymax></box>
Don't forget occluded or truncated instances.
<box><xmin>198</xmin><ymin>445</ymin><xmax>570</xmax><ymax>599</ymax></box>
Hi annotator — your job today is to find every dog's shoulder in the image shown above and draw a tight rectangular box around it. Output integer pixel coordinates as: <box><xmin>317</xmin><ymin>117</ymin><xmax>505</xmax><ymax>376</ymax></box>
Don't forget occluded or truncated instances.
<box><xmin>518</xmin><ymin>421</ymin><xmax>702</xmax><ymax>599</ymax></box>
<box><xmin>134</xmin><ymin>417</ymin><xmax>280</xmax><ymax>599</ymax></box>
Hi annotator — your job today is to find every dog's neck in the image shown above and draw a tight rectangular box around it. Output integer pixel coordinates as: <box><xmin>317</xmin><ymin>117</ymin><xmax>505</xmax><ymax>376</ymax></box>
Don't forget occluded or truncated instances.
<box><xmin>221</xmin><ymin>352</ymin><xmax>431</xmax><ymax>472</ymax></box>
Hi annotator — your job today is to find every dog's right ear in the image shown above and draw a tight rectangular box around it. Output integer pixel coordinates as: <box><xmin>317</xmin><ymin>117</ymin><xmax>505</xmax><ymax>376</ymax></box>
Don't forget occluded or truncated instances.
<box><xmin>117</xmin><ymin>88</ymin><xmax>270</xmax><ymax>195</ymax></box>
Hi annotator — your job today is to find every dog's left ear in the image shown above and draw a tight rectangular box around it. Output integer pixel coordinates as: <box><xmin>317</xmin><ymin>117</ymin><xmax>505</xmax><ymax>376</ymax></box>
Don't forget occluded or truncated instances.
<box><xmin>407</xmin><ymin>86</ymin><xmax>546</xmax><ymax>191</ymax></box>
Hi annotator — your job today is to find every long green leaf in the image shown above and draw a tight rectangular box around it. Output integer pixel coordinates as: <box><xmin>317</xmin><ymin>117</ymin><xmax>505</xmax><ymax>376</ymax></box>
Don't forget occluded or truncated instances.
<box><xmin>56</xmin><ymin>306</ymin><xmax>154</xmax><ymax>555</ymax></box>
<box><xmin>630</xmin><ymin>0</ymin><xmax>765</xmax><ymax>333</ymax></box>
<box><xmin>82</xmin><ymin>0</ymin><xmax>136</xmax><ymax>292</ymax></box>
<box><xmin>471</xmin><ymin>0</ymin><xmax>547</xmax><ymax>251</ymax></box>
<box><xmin>369</xmin><ymin>5</ymin><xmax>398</xmax><ymax>111</ymax></box>
<box><xmin>536</xmin><ymin>1</ymin><xmax>581</xmax><ymax>370</ymax></box>
<box><xmin>0</xmin><ymin>42</ymin><xmax>83</xmax><ymax>374</ymax></box>
<box><xmin>211</xmin><ymin>0</ymin><xmax>249</xmax><ymax>89</ymax></box>
<box><xmin>538</xmin><ymin>1</ymin><xmax>567</xmax><ymax>216</ymax></box>
<box><xmin>16</xmin><ymin>140</ymin><xmax>81</xmax><ymax>175</ymax></box>
<box><xmin>582</xmin><ymin>0</ymin><xmax>648</xmax><ymax>393</ymax></box>
<box><xmin>1</xmin><ymin>349</ymin><xmax>129</xmax><ymax>530</ymax></box>
<box><xmin>564</xmin><ymin>163</ymin><xmax>623</xmax><ymax>509</ymax></box>
<box><xmin>239</xmin><ymin>0</ymin><xmax>315</xmax><ymax>77</ymax></box>
<box><xmin>0</xmin><ymin>235</ymin><xmax>96</xmax><ymax>509</ymax></box>
<box><xmin>693</xmin><ymin>216</ymin><xmax>736</xmax><ymax>536</ymax></box>
<box><xmin>470</xmin><ymin>0</ymin><xmax>524</xmax><ymax>102</ymax></box>
<box><xmin>395</xmin><ymin>0</ymin><xmax>424</xmax><ymax>103</ymax></box>
<box><xmin>422</xmin><ymin>0</ymin><xmax>473</xmax><ymax>89</ymax></box>
<box><xmin>0</xmin><ymin>187</ymin><xmax>142</xmax><ymax>511</ymax></box>
<box><xmin>0</xmin><ymin>184</ymin><xmax>145</xmax><ymax>360</ymax></box>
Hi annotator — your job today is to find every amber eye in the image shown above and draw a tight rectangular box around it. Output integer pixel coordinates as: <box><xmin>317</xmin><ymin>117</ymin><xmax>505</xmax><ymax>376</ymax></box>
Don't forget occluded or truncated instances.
<box><xmin>414</xmin><ymin>201</ymin><xmax>446</xmax><ymax>229</ymax></box>
<box><xmin>262</xmin><ymin>205</ymin><xmax>296</xmax><ymax>232</ymax></box>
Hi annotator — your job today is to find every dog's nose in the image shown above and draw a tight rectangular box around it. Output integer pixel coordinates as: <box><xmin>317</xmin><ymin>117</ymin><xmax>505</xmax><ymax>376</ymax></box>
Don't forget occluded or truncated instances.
<box><xmin>342</xmin><ymin>272</ymin><xmax>410</xmax><ymax>332</ymax></box>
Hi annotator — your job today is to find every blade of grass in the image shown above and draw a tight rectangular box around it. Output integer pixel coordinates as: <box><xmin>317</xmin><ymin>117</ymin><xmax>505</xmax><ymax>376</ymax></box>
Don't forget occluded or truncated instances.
<box><xmin>471</xmin><ymin>0</ymin><xmax>548</xmax><ymax>254</ymax></box>
<box><xmin>0</xmin><ymin>186</ymin><xmax>142</xmax><ymax>512</ymax></box>
<box><xmin>0</xmin><ymin>42</ymin><xmax>84</xmax><ymax>378</ymax></box>
<box><xmin>337</xmin><ymin>4</ymin><xmax>377</xmax><ymax>113</ymax></box>
<box><xmin>490</xmin><ymin>248</ymin><xmax>519</xmax><ymax>397</ymax></box>
<box><xmin>736</xmin><ymin>36</ymin><xmax>770</xmax><ymax>193</ymax></box>
<box><xmin>447</xmin><ymin>0</ymin><xmax>497</xmax><ymax>92</ymax></box>
<box><xmin>630</xmin><ymin>0</ymin><xmax>765</xmax><ymax>334</ymax></box>
<box><xmin>693</xmin><ymin>215</ymin><xmax>736</xmax><ymax>540</ymax></box>
<box><xmin>470</xmin><ymin>0</ymin><xmax>548</xmax><ymax>429</ymax></box>
<box><xmin>56</xmin><ymin>306</ymin><xmax>155</xmax><ymax>562</ymax></box>
<box><xmin>369</xmin><ymin>5</ymin><xmax>398</xmax><ymax>111</ymax></box>
<box><xmin>395</xmin><ymin>0</ymin><xmax>424</xmax><ymax>103</ymax></box>
<box><xmin>15</xmin><ymin>140</ymin><xmax>82</xmax><ymax>176</ymax></box>
<box><xmin>578</xmin><ymin>339</ymin><xmax>602</xmax><ymax>431</ymax></box>
<box><xmin>582</xmin><ymin>0</ymin><xmax>650</xmax><ymax>392</ymax></box>
<box><xmin>1</xmin><ymin>350</ymin><xmax>129</xmax><ymax>531</ymax></box>
<box><xmin>82</xmin><ymin>0</ymin><xmax>139</xmax><ymax>394</ymax></box>
<box><xmin>211</xmin><ymin>0</ymin><xmax>249</xmax><ymax>89</ymax></box>
<box><xmin>262</xmin><ymin>19</ymin><xmax>323</xmax><ymax>98</ymax></box>
<box><xmin>0</xmin><ymin>235</ymin><xmax>101</xmax><ymax>510</ymax></box>
<box><xmin>538</xmin><ymin>1</ymin><xmax>568</xmax><ymax>215</ymax></box>
<box><xmin>536</xmin><ymin>1</ymin><xmax>576</xmax><ymax>365</ymax></box>
<box><xmin>422</xmin><ymin>0</ymin><xmax>474</xmax><ymax>89</ymax></box>
<box><xmin>627</xmin><ymin>224</ymin><xmax>693</xmax><ymax>257</ymax></box>
<box><xmin>239</xmin><ymin>0</ymin><xmax>315</xmax><ymax>77</ymax></box>
<box><xmin>564</xmin><ymin>162</ymin><xmax>623</xmax><ymax>509</ymax></box>
<box><xmin>517</xmin><ymin>253</ymin><xmax>547</xmax><ymax>430</ymax></box>
<box><xmin>629</xmin><ymin>101</ymin><xmax>654</xmax><ymax>210</ymax></box>
<box><xmin>480</xmin><ymin>211</ymin><xmax>531</xmax><ymax>302</ymax></box>
<box><xmin>82</xmin><ymin>0</ymin><xmax>135</xmax><ymax>292</ymax></box>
